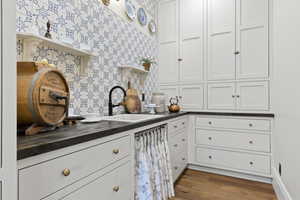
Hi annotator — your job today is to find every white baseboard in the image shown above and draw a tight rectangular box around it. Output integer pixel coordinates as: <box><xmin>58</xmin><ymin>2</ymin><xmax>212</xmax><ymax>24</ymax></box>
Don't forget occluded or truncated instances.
<box><xmin>188</xmin><ymin>164</ymin><xmax>272</xmax><ymax>184</ymax></box>
<box><xmin>272</xmin><ymin>167</ymin><xmax>293</xmax><ymax>200</ymax></box>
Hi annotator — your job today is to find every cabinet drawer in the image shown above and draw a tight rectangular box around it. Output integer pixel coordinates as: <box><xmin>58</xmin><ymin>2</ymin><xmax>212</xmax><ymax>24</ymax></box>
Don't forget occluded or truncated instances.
<box><xmin>19</xmin><ymin>136</ymin><xmax>131</xmax><ymax>200</ymax></box>
<box><xmin>169</xmin><ymin>117</ymin><xmax>187</xmax><ymax>133</ymax></box>
<box><xmin>169</xmin><ymin>131</ymin><xmax>187</xmax><ymax>161</ymax></box>
<box><xmin>172</xmin><ymin>150</ymin><xmax>187</xmax><ymax>181</ymax></box>
<box><xmin>196</xmin><ymin>129</ymin><xmax>270</xmax><ymax>152</ymax></box>
<box><xmin>61</xmin><ymin>162</ymin><xmax>131</xmax><ymax>200</ymax></box>
<box><xmin>195</xmin><ymin>148</ymin><xmax>270</xmax><ymax>175</ymax></box>
<box><xmin>196</xmin><ymin>117</ymin><xmax>271</xmax><ymax>131</ymax></box>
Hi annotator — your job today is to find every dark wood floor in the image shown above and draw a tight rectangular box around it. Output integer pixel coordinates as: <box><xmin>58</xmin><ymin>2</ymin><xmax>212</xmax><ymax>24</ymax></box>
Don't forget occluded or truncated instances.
<box><xmin>171</xmin><ymin>170</ymin><xmax>277</xmax><ymax>200</ymax></box>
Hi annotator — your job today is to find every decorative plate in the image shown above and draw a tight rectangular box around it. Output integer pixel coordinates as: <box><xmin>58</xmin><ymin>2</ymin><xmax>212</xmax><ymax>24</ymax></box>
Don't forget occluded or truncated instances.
<box><xmin>137</xmin><ymin>8</ymin><xmax>147</xmax><ymax>26</ymax></box>
<box><xmin>125</xmin><ymin>0</ymin><xmax>136</xmax><ymax>21</ymax></box>
<box><xmin>148</xmin><ymin>20</ymin><xmax>157</xmax><ymax>34</ymax></box>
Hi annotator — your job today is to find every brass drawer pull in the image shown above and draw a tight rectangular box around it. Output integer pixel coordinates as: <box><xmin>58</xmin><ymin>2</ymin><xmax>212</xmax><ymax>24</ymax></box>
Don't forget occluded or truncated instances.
<box><xmin>113</xmin><ymin>149</ymin><xmax>120</xmax><ymax>154</ymax></box>
<box><xmin>113</xmin><ymin>186</ymin><xmax>120</xmax><ymax>192</ymax></box>
<box><xmin>62</xmin><ymin>168</ymin><xmax>71</xmax><ymax>177</ymax></box>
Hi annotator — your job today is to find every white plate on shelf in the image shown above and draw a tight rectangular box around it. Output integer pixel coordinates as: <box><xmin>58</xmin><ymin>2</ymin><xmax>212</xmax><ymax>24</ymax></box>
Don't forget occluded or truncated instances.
<box><xmin>125</xmin><ymin>0</ymin><xmax>136</xmax><ymax>21</ymax></box>
<box><xmin>137</xmin><ymin>7</ymin><xmax>147</xmax><ymax>26</ymax></box>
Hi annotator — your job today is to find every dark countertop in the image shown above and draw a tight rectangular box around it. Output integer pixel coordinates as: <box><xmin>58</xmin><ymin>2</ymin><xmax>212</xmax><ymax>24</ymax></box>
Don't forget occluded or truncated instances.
<box><xmin>17</xmin><ymin>111</ymin><xmax>274</xmax><ymax>160</ymax></box>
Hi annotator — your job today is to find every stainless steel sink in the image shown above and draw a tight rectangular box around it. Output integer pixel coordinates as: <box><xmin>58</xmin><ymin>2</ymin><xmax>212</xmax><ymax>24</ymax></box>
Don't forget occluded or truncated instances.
<box><xmin>100</xmin><ymin>114</ymin><xmax>165</xmax><ymax>123</ymax></box>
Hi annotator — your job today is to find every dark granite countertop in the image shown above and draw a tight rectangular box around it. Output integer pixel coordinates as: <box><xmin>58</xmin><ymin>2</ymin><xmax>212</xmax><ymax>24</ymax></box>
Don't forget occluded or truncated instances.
<box><xmin>17</xmin><ymin>111</ymin><xmax>274</xmax><ymax>160</ymax></box>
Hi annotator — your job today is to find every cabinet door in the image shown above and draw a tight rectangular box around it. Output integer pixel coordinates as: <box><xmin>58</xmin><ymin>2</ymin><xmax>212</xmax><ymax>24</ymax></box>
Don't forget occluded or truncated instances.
<box><xmin>159</xmin><ymin>85</ymin><xmax>179</xmax><ymax>105</ymax></box>
<box><xmin>179</xmin><ymin>0</ymin><xmax>204</xmax><ymax>82</ymax></box>
<box><xmin>236</xmin><ymin>81</ymin><xmax>269</xmax><ymax>111</ymax></box>
<box><xmin>236</xmin><ymin>0</ymin><xmax>269</xmax><ymax>79</ymax></box>
<box><xmin>158</xmin><ymin>0</ymin><xmax>179</xmax><ymax>84</ymax></box>
<box><xmin>207</xmin><ymin>83</ymin><xmax>236</xmax><ymax>110</ymax></box>
<box><xmin>180</xmin><ymin>85</ymin><xmax>204</xmax><ymax>110</ymax></box>
<box><xmin>208</xmin><ymin>0</ymin><xmax>236</xmax><ymax>80</ymax></box>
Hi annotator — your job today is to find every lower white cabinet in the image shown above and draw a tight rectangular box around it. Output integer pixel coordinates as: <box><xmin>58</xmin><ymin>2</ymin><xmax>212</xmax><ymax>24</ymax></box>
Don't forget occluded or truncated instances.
<box><xmin>207</xmin><ymin>81</ymin><xmax>269</xmax><ymax>111</ymax></box>
<box><xmin>168</xmin><ymin>116</ymin><xmax>188</xmax><ymax>181</ymax></box>
<box><xmin>18</xmin><ymin>135</ymin><xmax>133</xmax><ymax>200</ymax></box>
<box><xmin>59</xmin><ymin>162</ymin><xmax>131</xmax><ymax>200</ymax></box>
<box><xmin>190</xmin><ymin>115</ymin><xmax>273</xmax><ymax>179</ymax></box>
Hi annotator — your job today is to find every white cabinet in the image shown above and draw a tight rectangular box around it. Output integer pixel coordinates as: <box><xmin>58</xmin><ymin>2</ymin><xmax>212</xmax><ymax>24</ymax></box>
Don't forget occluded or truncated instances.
<box><xmin>190</xmin><ymin>115</ymin><xmax>273</xmax><ymax>179</ymax></box>
<box><xmin>18</xmin><ymin>135</ymin><xmax>133</xmax><ymax>200</ymax></box>
<box><xmin>158</xmin><ymin>0</ymin><xmax>179</xmax><ymax>84</ymax></box>
<box><xmin>208</xmin><ymin>0</ymin><xmax>236</xmax><ymax>80</ymax></box>
<box><xmin>168</xmin><ymin>117</ymin><xmax>188</xmax><ymax>181</ymax></box>
<box><xmin>207</xmin><ymin>83</ymin><xmax>236</xmax><ymax>110</ymax></box>
<box><xmin>237</xmin><ymin>81</ymin><xmax>269</xmax><ymax>111</ymax></box>
<box><xmin>159</xmin><ymin>43</ymin><xmax>179</xmax><ymax>83</ymax></box>
<box><xmin>159</xmin><ymin>0</ymin><xmax>271</xmax><ymax>112</ymax></box>
<box><xmin>236</xmin><ymin>0</ymin><xmax>269</xmax><ymax>79</ymax></box>
<box><xmin>208</xmin><ymin>81</ymin><xmax>269</xmax><ymax>111</ymax></box>
<box><xmin>208</xmin><ymin>0</ymin><xmax>269</xmax><ymax>81</ymax></box>
<box><xmin>179</xmin><ymin>0</ymin><xmax>204</xmax><ymax>82</ymax></box>
<box><xmin>180</xmin><ymin>85</ymin><xmax>204</xmax><ymax>110</ymax></box>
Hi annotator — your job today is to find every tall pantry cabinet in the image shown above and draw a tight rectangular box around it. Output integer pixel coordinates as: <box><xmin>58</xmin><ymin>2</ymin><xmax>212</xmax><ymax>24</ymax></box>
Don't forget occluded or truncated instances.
<box><xmin>158</xmin><ymin>0</ymin><xmax>270</xmax><ymax>112</ymax></box>
<box><xmin>0</xmin><ymin>0</ymin><xmax>17</xmax><ymax>199</ymax></box>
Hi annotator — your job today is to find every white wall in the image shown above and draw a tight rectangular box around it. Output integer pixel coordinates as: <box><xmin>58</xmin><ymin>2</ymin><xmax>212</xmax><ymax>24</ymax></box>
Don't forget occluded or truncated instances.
<box><xmin>273</xmin><ymin>0</ymin><xmax>300</xmax><ymax>199</ymax></box>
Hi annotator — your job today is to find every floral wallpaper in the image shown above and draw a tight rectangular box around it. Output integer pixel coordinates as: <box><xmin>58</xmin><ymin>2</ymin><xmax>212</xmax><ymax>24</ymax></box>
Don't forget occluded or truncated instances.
<box><xmin>16</xmin><ymin>0</ymin><xmax>159</xmax><ymax>115</ymax></box>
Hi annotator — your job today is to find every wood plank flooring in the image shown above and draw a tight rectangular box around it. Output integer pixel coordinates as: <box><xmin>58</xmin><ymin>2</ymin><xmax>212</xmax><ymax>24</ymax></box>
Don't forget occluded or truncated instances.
<box><xmin>171</xmin><ymin>170</ymin><xmax>277</xmax><ymax>200</ymax></box>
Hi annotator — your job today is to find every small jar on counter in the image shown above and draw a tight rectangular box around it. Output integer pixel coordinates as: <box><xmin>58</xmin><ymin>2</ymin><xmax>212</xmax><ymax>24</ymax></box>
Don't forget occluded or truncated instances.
<box><xmin>151</xmin><ymin>93</ymin><xmax>166</xmax><ymax>113</ymax></box>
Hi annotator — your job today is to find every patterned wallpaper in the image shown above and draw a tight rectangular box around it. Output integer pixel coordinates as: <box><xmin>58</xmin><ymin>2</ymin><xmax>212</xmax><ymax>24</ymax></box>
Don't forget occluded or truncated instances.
<box><xmin>16</xmin><ymin>0</ymin><xmax>159</xmax><ymax>115</ymax></box>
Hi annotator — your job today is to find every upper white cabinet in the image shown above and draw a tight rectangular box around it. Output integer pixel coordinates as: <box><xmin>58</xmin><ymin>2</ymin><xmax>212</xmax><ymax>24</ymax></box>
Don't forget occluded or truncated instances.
<box><xmin>159</xmin><ymin>0</ymin><xmax>271</xmax><ymax>112</ymax></box>
<box><xmin>208</xmin><ymin>0</ymin><xmax>236</xmax><ymax>80</ymax></box>
<box><xmin>236</xmin><ymin>0</ymin><xmax>269</xmax><ymax>79</ymax></box>
<box><xmin>179</xmin><ymin>0</ymin><xmax>204</xmax><ymax>82</ymax></box>
<box><xmin>208</xmin><ymin>0</ymin><xmax>269</xmax><ymax>81</ymax></box>
<box><xmin>158</xmin><ymin>0</ymin><xmax>179</xmax><ymax>84</ymax></box>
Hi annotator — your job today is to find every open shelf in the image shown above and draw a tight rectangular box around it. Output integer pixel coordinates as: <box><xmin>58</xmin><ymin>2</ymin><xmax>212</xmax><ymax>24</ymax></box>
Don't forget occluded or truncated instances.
<box><xmin>118</xmin><ymin>65</ymin><xmax>149</xmax><ymax>74</ymax></box>
<box><xmin>17</xmin><ymin>32</ymin><xmax>97</xmax><ymax>74</ymax></box>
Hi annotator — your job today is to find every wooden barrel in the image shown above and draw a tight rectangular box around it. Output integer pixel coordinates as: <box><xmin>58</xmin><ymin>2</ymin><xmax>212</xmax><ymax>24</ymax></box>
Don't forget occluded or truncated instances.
<box><xmin>17</xmin><ymin>62</ymin><xmax>69</xmax><ymax>126</ymax></box>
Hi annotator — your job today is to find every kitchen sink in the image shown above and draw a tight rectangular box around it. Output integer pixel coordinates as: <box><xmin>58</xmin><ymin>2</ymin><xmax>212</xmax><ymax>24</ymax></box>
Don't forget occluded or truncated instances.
<box><xmin>101</xmin><ymin>114</ymin><xmax>165</xmax><ymax>123</ymax></box>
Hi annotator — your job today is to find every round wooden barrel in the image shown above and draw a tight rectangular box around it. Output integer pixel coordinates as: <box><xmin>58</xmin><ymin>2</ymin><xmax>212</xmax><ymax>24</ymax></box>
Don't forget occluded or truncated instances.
<box><xmin>17</xmin><ymin>62</ymin><xmax>69</xmax><ymax>126</ymax></box>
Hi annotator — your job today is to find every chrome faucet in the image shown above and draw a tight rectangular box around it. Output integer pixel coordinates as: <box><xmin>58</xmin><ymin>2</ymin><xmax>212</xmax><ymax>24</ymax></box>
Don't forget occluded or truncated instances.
<box><xmin>108</xmin><ymin>86</ymin><xmax>126</xmax><ymax>116</ymax></box>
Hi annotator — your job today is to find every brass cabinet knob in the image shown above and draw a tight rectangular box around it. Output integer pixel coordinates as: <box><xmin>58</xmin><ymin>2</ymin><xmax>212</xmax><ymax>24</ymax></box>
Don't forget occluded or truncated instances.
<box><xmin>113</xmin><ymin>186</ymin><xmax>120</xmax><ymax>192</ymax></box>
<box><xmin>250</xmin><ymin>161</ymin><xmax>254</xmax><ymax>165</ymax></box>
<box><xmin>174</xmin><ymin>144</ymin><xmax>178</xmax><ymax>147</ymax></box>
<box><xmin>113</xmin><ymin>149</ymin><xmax>120</xmax><ymax>154</ymax></box>
<box><xmin>249</xmin><ymin>123</ymin><xmax>253</xmax><ymax>127</ymax></box>
<box><xmin>178</xmin><ymin>58</ymin><xmax>183</xmax><ymax>62</ymax></box>
<box><xmin>234</xmin><ymin>51</ymin><xmax>240</xmax><ymax>55</ymax></box>
<box><xmin>249</xmin><ymin>141</ymin><xmax>253</xmax><ymax>144</ymax></box>
<box><xmin>209</xmin><ymin>155</ymin><xmax>212</xmax><ymax>159</ymax></box>
<box><xmin>208</xmin><ymin>121</ymin><xmax>212</xmax><ymax>125</ymax></box>
<box><xmin>182</xmin><ymin>138</ymin><xmax>186</xmax><ymax>142</ymax></box>
<box><xmin>174</xmin><ymin>166</ymin><xmax>178</xmax><ymax>170</ymax></box>
<box><xmin>208</xmin><ymin>137</ymin><xmax>212</xmax><ymax>140</ymax></box>
<box><xmin>62</xmin><ymin>168</ymin><xmax>71</xmax><ymax>177</ymax></box>
<box><xmin>182</xmin><ymin>158</ymin><xmax>186</xmax><ymax>161</ymax></box>
<box><xmin>174</xmin><ymin>125</ymin><xmax>178</xmax><ymax>128</ymax></box>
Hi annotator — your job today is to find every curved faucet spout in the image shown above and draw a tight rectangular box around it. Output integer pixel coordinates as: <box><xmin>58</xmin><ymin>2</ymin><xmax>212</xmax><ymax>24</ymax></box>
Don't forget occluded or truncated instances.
<box><xmin>108</xmin><ymin>86</ymin><xmax>127</xmax><ymax>116</ymax></box>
